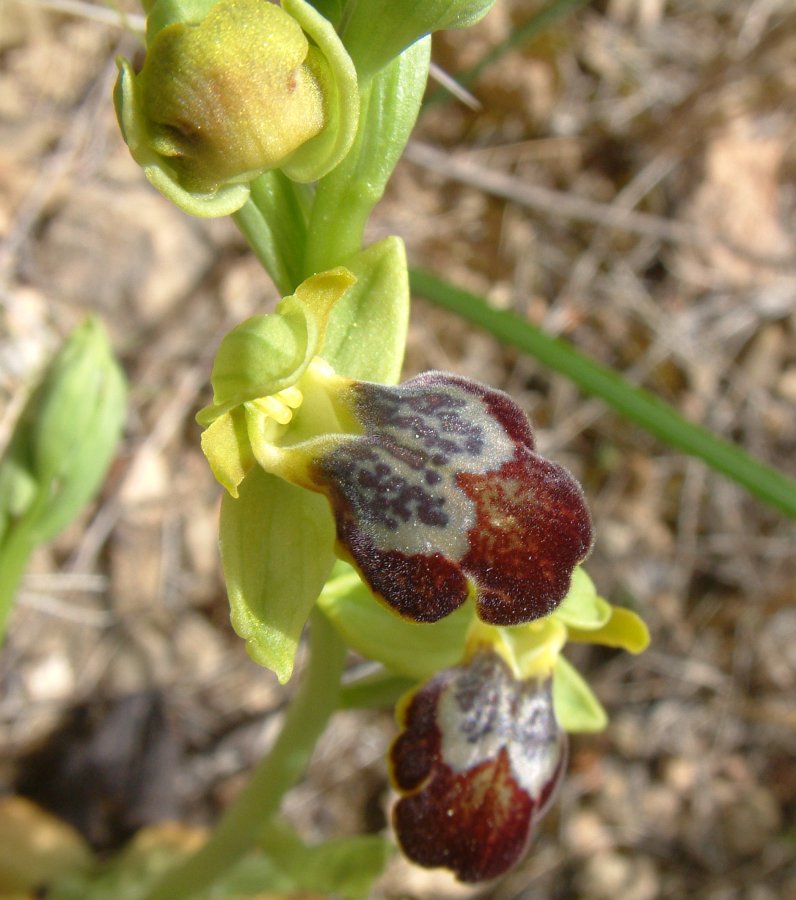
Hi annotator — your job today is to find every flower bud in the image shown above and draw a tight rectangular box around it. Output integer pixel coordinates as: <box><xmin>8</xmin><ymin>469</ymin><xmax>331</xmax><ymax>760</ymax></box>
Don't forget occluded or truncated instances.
<box><xmin>115</xmin><ymin>0</ymin><xmax>359</xmax><ymax>216</ymax></box>
<box><xmin>0</xmin><ymin>318</ymin><xmax>127</xmax><ymax>545</ymax></box>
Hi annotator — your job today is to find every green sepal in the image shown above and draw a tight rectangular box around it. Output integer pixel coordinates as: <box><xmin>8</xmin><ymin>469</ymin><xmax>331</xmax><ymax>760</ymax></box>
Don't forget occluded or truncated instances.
<box><xmin>341</xmin><ymin>0</ymin><xmax>495</xmax><ymax>81</ymax></box>
<box><xmin>553</xmin><ymin>567</ymin><xmax>612</xmax><ymax>630</ymax></box>
<box><xmin>113</xmin><ymin>57</ymin><xmax>251</xmax><ymax>218</ymax></box>
<box><xmin>199</xmin><ymin>407</ymin><xmax>253</xmax><ymax>498</ymax></box>
<box><xmin>321</xmin><ymin>237</ymin><xmax>410</xmax><ymax>385</ymax></box>
<box><xmin>199</xmin><ymin>268</ymin><xmax>356</xmax><ymax>421</ymax></box>
<box><xmin>220</xmin><ymin>467</ymin><xmax>337</xmax><ymax>683</ymax></box>
<box><xmin>144</xmin><ymin>0</ymin><xmax>216</xmax><ymax>41</ymax></box>
<box><xmin>116</xmin><ymin>0</ymin><xmax>359</xmax><ymax>215</ymax></box>
<box><xmin>553</xmin><ymin>654</ymin><xmax>608</xmax><ymax>733</ymax></box>
<box><xmin>280</xmin><ymin>0</ymin><xmax>360</xmax><ymax>184</ymax></box>
<box><xmin>339</xmin><ymin>669</ymin><xmax>416</xmax><ymax>710</ymax></box>
<box><xmin>567</xmin><ymin>605</ymin><xmax>651</xmax><ymax>654</ymax></box>
<box><xmin>318</xmin><ymin>563</ymin><xmax>473</xmax><ymax>681</ymax></box>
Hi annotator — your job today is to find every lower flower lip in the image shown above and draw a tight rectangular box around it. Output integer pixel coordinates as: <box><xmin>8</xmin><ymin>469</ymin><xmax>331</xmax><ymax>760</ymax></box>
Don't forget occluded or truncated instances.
<box><xmin>390</xmin><ymin>652</ymin><xmax>567</xmax><ymax>883</ymax></box>
<box><xmin>312</xmin><ymin>372</ymin><xmax>592</xmax><ymax>627</ymax></box>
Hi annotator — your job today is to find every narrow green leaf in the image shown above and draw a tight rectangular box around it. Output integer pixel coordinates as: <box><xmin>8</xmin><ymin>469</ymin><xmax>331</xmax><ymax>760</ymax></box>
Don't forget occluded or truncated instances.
<box><xmin>424</xmin><ymin>0</ymin><xmax>592</xmax><ymax>106</ymax></box>
<box><xmin>410</xmin><ymin>268</ymin><xmax>796</xmax><ymax>520</ymax></box>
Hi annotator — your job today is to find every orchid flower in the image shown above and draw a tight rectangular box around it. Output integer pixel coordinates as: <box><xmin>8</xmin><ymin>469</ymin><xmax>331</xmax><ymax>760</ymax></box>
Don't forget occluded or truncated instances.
<box><xmin>199</xmin><ymin>258</ymin><xmax>593</xmax><ymax>680</ymax></box>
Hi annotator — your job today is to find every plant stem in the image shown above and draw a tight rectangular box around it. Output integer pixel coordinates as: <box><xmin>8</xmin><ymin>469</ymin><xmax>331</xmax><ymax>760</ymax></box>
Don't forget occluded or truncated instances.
<box><xmin>233</xmin><ymin>199</ymin><xmax>293</xmax><ymax>297</ymax></box>
<box><xmin>144</xmin><ymin>610</ymin><xmax>346</xmax><ymax>900</ymax></box>
<box><xmin>410</xmin><ymin>267</ymin><xmax>796</xmax><ymax>520</ymax></box>
<box><xmin>300</xmin><ymin>83</ymin><xmax>378</xmax><ymax>277</ymax></box>
<box><xmin>0</xmin><ymin>525</ymin><xmax>35</xmax><ymax>644</ymax></box>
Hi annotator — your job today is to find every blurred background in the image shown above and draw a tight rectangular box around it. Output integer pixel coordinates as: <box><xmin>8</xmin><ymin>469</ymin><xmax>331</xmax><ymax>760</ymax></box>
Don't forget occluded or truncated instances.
<box><xmin>0</xmin><ymin>1</ymin><xmax>794</xmax><ymax>897</ymax></box>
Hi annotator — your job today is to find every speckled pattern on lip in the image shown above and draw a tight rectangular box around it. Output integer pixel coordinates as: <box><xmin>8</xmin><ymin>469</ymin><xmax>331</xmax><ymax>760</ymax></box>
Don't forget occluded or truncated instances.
<box><xmin>390</xmin><ymin>651</ymin><xmax>567</xmax><ymax>883</ymax></box>
<box><xmin>311</xmin><ymin>371</ymin><xmax>593</xmax><ymax>624</ymax></box>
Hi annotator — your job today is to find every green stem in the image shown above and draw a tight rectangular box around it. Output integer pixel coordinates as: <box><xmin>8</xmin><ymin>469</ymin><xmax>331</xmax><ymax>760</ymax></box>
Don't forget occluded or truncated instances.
<box><xmin>0</xmin><ymin>525</ymin><xmax>35</xmax><ymax>644</ymax></box>
<box><xmin>144</xmin><ymin>610</ymin><xmax>346</xmax><ymax>900</ymax></box>
<box><xmin>233</xmin><ymin>200</ymin><xmax>293</xmax><ymax>297</ymax></box>
<box><xmin>301</xmin><ymin>83</ymin><xmax>376</xmax><ymax>276</ymax></box>
<box><xmin>410</xmin><ymin>268</ymin><xmax>796</xmax><ymax>520</ymax></box>
<box><xmin>302</xmin><ymin>38</ymin><xmax>430</xmax><ymax>278</ymax></box>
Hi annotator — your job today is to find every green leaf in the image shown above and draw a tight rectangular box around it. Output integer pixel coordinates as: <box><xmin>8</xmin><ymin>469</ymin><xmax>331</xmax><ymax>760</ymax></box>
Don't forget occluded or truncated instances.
<box><xmin>410</xmin><ymin>268</ymin><xmax>796</xmax><ymax>521</ymax></box>
<box><xmin>553</xmin><ymin>567</ymin><xmax>612</xmax><ymax>631</ymax></box>
<box><xmin>341</xmin><ymin>0</ymin><xmax>495</xmax><ymax>81</ymax></box>
<box><xmin>567</xmin><ymin>606</ymin><xmax>651</xmax><ymax>654</ymax></box>
<box><xmin>258</xmin><ymin>820</ymin><xmax>392</xmax><ymax>900</ymax></box>
<box><xmin>318</xmin><ymin>563</ymin><xmax>472</xmax><ymax>680</ymax></box>
<box><xmin>0</xmin><ymin>318</ymin><xmax>127</xmax><ymax>547</ymax></box>
<box><xmin>199</xmin><ymin>823</ymin><xmax>391</xmax><ymax>899</ymax></box>
<box><xmin>322</xmin><ymin>237</ymin><xmax>410</xmax><ymax>385</ymax></box>
<box><xmin>553</xmin><ymin>654</ymin><xmax>607</xmax><ymax>733</ymax></box>
<box><xmin>220</xmin><ymin>467</ymin><xmax>336</xmax><ymax>683</ymax></box>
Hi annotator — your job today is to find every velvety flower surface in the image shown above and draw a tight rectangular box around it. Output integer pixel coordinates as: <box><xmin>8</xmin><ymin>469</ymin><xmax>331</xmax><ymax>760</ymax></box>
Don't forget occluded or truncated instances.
<box><xmin>310</xmin><ymin>372</ymin><xmax>592</xmax><ymax>625</ymax></box>
<box><xmin>390</xmin><ymin>651</ymin><xmax>566</xmax><ymax>882</ymax></box>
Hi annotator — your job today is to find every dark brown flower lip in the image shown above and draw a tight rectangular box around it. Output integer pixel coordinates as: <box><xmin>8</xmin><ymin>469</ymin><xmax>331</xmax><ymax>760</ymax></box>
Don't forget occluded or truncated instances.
<box><xmin>311</xmin><ymin>371</ymin><xmax>593</xmax><ymax>625</ymax></box>
<box><xmin>390</xmin><ymin>651</ymin><xmax>567</xmax><ymax>883</ymax></box>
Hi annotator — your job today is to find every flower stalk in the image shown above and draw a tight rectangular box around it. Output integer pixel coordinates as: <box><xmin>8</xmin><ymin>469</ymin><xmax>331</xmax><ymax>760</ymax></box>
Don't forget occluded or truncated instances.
<box><xmin>144</xmin><ymin>609</ymin><xmax>346</xmax><ymax>900</ymax></box>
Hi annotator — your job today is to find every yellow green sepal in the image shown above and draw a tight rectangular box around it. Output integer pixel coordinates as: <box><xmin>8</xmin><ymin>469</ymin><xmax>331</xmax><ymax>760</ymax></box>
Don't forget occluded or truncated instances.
<box><xmin>567</xmin><ymin>605</ymin><xmax>651</xmax><ymax>654</ymax></box>
<box><xmin>204</xmin><ymin>268</ymin><xmax>356</xmax><ymax>417</ymax></box>
<box><xmin>553</xmin><ymin>654</ymin><xmax>608</xmax><ymax>733</ymax></box>
<box><xmin>198</xmin><ymin>269</ymin><xmax>355</xmax><ymax>496</ymax></box>
<box><xmin>221</xmin><ymin>468</ymin><xmax>336</xmax><ymax>684</ymax></box>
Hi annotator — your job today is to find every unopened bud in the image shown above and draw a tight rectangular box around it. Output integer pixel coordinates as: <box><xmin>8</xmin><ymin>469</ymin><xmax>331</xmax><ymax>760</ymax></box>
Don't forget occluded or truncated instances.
<box><xmin>0</xmin><ymin>318</ymin><xmax>127</xmax><ymax>544</ymax></box>
<box><xmin>115</xmin><ymin>0</ymin><xmax>359</xmax><ymax>216</ymax></box>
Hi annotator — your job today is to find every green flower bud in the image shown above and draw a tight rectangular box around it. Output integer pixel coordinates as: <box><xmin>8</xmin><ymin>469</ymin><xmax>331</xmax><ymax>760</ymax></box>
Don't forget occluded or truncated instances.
<box><xmin>115</xmin><ymin>0</ymin><xmax>359</xmax><ymax>217</ymax></box>
<box><xmin>341</xmin><ymin>0</ymin><xmax>497</xmax><ymax>81</ymax></box>
<box><xmin>0</xmin><ymin>318</ymin><xmax>127</xmax><ymax>545</ymax></box>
